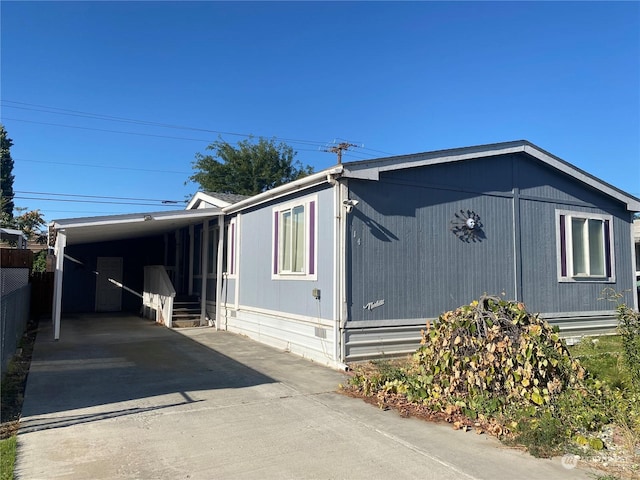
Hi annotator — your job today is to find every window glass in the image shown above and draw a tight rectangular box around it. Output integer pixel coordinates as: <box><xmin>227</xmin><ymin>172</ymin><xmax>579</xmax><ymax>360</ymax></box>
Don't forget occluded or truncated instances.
<box><xmin>571</xmin><ymin>218</ymin><xmax>586</xmax><ymax>276</ymax></box>
<box><xmin>273</xmin><ymin>199</ymin><xmax>315</xmax><ymax>278</ymax></box>
<box><xmin>281</xmin><ymin>210</ymin><xmax>292</xmax><ymax>272</ymax></box>
<box><xmin>292</xmin><ymin>205</ymin><xmax>305</xmax><ymax>272</ymax></box>
<box><xmin>559</xmin><ymin>212</ymin><xmax>612</xmax><ymax>281</ymax></box>
<box><xmin>588</xmin><ymin>219</ymin><xmax>605</xmax><ymax>276</ymax></box>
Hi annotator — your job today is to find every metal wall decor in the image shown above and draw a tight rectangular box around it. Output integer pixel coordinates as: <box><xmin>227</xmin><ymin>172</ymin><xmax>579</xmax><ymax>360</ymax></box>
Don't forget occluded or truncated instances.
<box><xmin>450</xmin><ymin>209</ymin><xmax>485</xmax><ymax>242</ymax></box>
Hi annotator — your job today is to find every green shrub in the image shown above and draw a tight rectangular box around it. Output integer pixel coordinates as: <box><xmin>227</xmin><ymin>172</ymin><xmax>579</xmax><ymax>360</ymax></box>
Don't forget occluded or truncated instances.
<box><xmin>408</xmin><ymin>296</ymin><xmax>584</xmax><ymax>412</ymax></box>
<box><xmin>345</xmin><ymin>295</ymin><xmax>640</xmax><ymax>458</ymax></box>
<box><xmin>616</xmin><ymin>303</ymin><xmax>640</xmax><ymax>390</ymax></box>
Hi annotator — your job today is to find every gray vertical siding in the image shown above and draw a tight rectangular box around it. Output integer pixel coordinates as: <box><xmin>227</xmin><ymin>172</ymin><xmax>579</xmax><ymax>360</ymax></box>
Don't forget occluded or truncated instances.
<box><xmin>347</xmin><ymin>152</ymin><xmax>635</xmax><ymax>325</ymax></box>
<box><xmin>348</xmin><ymin>159</ymin><xmax>516</xmax><ymax>323</ymax></box>
<box><xmin>234</xmin><ymin>185</ymin><xmax>335</xmax><ymax>319</ymax></box>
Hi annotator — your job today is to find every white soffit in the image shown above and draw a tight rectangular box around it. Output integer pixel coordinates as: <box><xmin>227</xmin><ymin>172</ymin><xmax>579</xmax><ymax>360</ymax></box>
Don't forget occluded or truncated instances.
<box><xmin>50</xmin><ymin>208</ymin><xmax>222</xmax><ymax>245</ymax></box>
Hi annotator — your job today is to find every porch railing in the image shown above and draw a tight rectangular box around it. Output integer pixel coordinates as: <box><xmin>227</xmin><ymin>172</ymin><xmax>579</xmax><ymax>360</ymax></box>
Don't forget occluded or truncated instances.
<box><xmin>142</xmin><ymin>265</ymin><xmax>176</xmax><ymax>327</ymax></box>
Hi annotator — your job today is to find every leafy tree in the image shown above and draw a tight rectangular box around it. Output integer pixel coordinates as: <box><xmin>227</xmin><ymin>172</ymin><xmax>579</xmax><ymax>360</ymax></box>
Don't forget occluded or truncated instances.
<box><xmin>1</xmin><ymin>208</ymin><xmax>47</xmax><ymax>245</ymax></box>
<box><xmin>32</xmin><ymin>250</ymin><xmax>48</xmax><ymax>274</ymax></box>
<box><xmin>12</xmin><ymin>208</ymin><xmax>46</xmax><ymax>244</ymax></box>
<box><xmin>1</xmin><ymin>125</ymin><xmax>15</xmax><ymax>218</ymax></box>
<box><xmin>189</xmin><ymin>137</ymin><xmax>314</xmax><ymax>196</ymax></box>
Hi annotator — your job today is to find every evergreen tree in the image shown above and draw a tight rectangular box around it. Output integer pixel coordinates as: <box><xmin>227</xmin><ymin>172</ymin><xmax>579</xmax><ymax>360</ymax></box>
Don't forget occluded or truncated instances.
<box><xmin>1</xmin><ymin>125</ymin><xmax>15</xmax><ymax>218</ymax></box>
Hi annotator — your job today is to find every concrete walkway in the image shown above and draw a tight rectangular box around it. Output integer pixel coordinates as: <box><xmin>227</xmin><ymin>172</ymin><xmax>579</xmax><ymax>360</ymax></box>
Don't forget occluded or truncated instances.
<box><xmin>16</xmin><ymin>314</ymin><xmax>595</xmax><ymax>479</ymax></box>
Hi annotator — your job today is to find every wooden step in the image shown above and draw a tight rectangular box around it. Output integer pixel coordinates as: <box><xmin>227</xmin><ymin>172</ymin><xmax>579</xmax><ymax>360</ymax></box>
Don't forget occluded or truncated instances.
<box><xmin>172</xmin><ymin>299</ymin><xmax>201</xmax><ymax>327</ymax></box>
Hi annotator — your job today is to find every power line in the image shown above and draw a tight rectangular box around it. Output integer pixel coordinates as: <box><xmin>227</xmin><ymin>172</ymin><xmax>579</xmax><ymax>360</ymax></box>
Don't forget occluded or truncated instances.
<box><xmin>13</xmin><ymin>196</ymin><xmax>184</xmax><ymax>207</ymax></box>
<box><xmin>323</xmin><ymin>142</ymin><xmax>359</xmax><ymax>164</ymax></box>
<box><xmin>333</xmin><ymin>137</ymin><xmax>395</xmax><ymax>156</ymax></box>
<box><xmin>2</xmin><ymin>99</ymin><xmax>386</xmax><ymax>157</ymax></box>
<box><xmin>2</xmin><ymin>100</ymin><xmax>333</xmax><ymax>149</ymax></box>
<box><xmin>41</xmin><ymin>209</ymin><xmax>141</xmax><ymax>215</ymax></box>
<box><xmin>17</xmin><ymin>158</ymin><xmax>191</xmax><ymax>174</ymax></box>
<box><xmin>6</xmin><ymin>118</ymin><xmax>339</xmax><ymax>156</ymax></box>
<box><xmin>14</xmin><ymin>190</ymin><xmax>186</xmax><ymax>204</ymax></box>
<box><xmin>3</xmin><ymin>117</ymin><xmax>216</xmax><ymax>143</ymax></box>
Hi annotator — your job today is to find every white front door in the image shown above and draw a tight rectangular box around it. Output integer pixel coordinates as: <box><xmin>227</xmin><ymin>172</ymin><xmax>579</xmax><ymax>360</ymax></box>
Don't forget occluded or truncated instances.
<box><xmin>95</xmin><ymin>257</ymin><xmax>123</xmax><ymax>312</ymax></box>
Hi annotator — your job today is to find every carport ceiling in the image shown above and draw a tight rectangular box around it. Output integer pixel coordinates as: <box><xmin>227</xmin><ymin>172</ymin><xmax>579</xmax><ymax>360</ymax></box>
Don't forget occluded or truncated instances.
<box><xmin>50</xmin><ymin>208</ymin><xmax>222</xmax><ymax>245</ymax></box>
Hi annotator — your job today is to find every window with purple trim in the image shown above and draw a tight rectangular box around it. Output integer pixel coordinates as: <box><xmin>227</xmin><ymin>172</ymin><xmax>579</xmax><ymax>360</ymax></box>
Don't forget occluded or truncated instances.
<box><xmin>272</xmin><ymin>197</ymin><xmax>317</xmax><ymax>279</ymax></box>
<box><xmin>556</xmin><ymin>210</ymin><xmax>615</xmax><ymax>282</ymax></box>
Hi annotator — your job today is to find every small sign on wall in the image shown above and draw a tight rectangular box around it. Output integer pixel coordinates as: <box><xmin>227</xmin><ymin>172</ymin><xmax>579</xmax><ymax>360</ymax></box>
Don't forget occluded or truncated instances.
<box><xmin>363</xmin><ymin>299</ymin><xmax>385</xmax><ymax>311</ymax></box>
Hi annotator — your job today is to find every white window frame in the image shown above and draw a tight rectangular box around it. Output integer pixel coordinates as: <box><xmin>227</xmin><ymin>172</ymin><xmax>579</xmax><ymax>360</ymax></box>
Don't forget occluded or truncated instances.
<box><xmin>272</xmin><ymin>195</ymin><xmax>317</xmax><ymax>280</ymax></box>
<box><xmin>555</xmin><ymin>209</ymin><xmax>615</xmax><ymax>282</ymax></box>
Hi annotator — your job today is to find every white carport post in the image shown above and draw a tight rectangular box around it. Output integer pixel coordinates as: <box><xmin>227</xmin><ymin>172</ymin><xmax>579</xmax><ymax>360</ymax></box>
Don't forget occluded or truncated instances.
<box><xmin>200</xmin><ymin>220</ymin><xmax>209</xmax><ymax>326</ymax></box>
<box><xmin>52</xmin><ymin>231</ymin><xmax>67</xmax><ymax>341</ymax></box>
<box><xmin>215</xmin><ymin>215</ymin><xmax>224</xmax><ymax>331</ymax></box>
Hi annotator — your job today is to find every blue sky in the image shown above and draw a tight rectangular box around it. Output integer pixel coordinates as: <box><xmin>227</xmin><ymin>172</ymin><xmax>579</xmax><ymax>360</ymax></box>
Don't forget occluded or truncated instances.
<box><xmin>1</xmin><ymin>1</ymin><xmax>639</xmax><ymax>223</ymax></box>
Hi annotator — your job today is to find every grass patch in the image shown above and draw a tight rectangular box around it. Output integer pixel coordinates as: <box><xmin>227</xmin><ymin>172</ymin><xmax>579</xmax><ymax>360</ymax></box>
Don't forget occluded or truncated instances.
<box><xmin>0</xmin><ymin>317</ymin><xmax>39</xmax><ymax>480</ymax></box>
<box><xmin>569</xmin><ymin>335</ymin><xmax>632</xmax><ymax>390</ymax></box>
<box><xmin>0</xmin><ymin>436</ymin><xmax>17</xmax><ymax>480</ymax></box>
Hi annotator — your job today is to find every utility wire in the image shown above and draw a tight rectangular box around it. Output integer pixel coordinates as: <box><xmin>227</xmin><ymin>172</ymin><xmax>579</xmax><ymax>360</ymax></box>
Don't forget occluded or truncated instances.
<box><xmin>17</xmin><ymin>158</ymin><xmax>191</xmax><ymax>174</ymax></box>
<box><xmin>3</xmin><ymin>117</ymin><xmax>217</xmax><ymax>143</ymax></box>
<box><xmin>14</xmin><ymin>196</ymin><xmax>184</xmax><ymax>207</ymax></box>
<box><xmin>3</xmin><ymin>100</ymin><xmax>337</xmax><ymax>149</ymax></box>
<box><xmin>2</xmin><ymin>99</ymin><xmax>386</xmax><ymax>156</ymax></box>
<box><xmin>6</xmin><ymin>118</ymin><xmax>338</xmax><ymax>156</ymax></box>
<box><xmin>14</xmin><ymin>190</ymin><xmax>186</xmax><ymax>203</ymax></box>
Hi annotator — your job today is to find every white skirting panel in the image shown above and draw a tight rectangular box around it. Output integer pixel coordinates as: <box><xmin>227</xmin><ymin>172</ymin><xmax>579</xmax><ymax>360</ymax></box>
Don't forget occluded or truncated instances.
<box><xmin>221</xmin><ymin>305</ymin><xmax>337</xmax><ymax>367</ymax></box>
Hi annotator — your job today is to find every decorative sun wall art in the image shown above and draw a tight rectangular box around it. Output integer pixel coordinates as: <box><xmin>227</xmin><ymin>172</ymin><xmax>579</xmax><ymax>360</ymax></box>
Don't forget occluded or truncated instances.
<box><xmin>450</xmin><ymin>209</ymin><xmax>485</xmax><ymax>243</ymax></box>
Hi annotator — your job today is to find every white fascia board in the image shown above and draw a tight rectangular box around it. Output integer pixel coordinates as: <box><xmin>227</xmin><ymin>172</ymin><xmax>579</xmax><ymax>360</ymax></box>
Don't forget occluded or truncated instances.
<box><xmin>341</xmin><ymin>140</ymin><xmax>640</xmax><ymax>212</ymax></box>
<box><xmin>186</xmin><ymin>192</ymin><xmax>232</xmax><ymax>210</ymax></box>
<box><xmin>522</xmin><ymin>145</ymin><xmax>640</xmax><ymax>212</ymax></box>
<box><xmin>223</xmin><ymin>166</ymin><xmax>343</xmax><ymax>214</ymax></box>
<box><xmin>50</xmin><ymin>208</ymin><xmax>222</xmax><ymax>231</ymax></box>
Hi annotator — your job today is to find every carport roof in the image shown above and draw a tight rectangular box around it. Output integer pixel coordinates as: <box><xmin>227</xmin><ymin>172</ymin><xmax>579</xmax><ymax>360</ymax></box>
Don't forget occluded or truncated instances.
<box><xmin>49</xmin><ymin>208</ymin><xmax>222</xmax><ymax>245</ymax></box>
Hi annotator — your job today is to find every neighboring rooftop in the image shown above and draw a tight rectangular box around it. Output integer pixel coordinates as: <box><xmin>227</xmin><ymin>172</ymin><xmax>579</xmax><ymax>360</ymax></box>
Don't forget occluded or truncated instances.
<box><xmin>204</xmin><ymin>192</ymin><xmax>250</xmax><ymax>205</ymax></box>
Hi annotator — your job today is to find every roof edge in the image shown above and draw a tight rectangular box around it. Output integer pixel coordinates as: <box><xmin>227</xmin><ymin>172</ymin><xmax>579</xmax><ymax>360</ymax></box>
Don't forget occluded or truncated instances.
<box><xmin>342</xmin><ymin>140</ymin><xmax>640</xmax><ymax>211</ymax></box>
<box><xmin>50</xmin><ymin>207</ymin><xmax>222</xmax><ymax>230</ymax></box>
<box><xmin>222</xmin><ymin>166</ymin><xmax>343</xmax><ymax>214</ymax></box>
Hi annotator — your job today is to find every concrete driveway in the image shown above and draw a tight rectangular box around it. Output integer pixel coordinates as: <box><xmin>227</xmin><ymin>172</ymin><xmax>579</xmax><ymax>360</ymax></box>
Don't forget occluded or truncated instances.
<box><xmin>16</xmin><ymin>314</ymin><xmax>594</xmax><ymax>479</ymax></box>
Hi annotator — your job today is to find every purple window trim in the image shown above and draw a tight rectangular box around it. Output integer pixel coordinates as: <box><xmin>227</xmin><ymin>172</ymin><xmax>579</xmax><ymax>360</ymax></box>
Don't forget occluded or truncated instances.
<box><xmin>308</xmin><ymin>201</ymin><xmax>315</xmax><ymax>275</ymax></box>
<box><xmin>559</xmin><ymin>214</ymin><xmax>567</xmax><ymax>277</ymax></box>
<box><xmin>273</xmin><ymin>211</ymin><xmax>279</xmax><ymax>275</ymax></box>
<box><xmin>604</xmin><ymin>219</ymin><xmax>611</xmax><ymax>278</ymax></box>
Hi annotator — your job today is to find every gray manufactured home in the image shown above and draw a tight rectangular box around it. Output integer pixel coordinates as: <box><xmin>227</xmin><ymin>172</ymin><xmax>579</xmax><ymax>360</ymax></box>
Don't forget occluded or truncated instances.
<box><xmin>50</xmin><ymin>141</ymin><xmax>640</xmax><ymax>368</ymax></box>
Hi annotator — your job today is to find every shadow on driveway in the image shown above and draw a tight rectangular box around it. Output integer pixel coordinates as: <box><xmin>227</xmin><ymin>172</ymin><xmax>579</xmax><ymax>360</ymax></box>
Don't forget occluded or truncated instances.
<box><xmin>21</xmin><ymin>314</ymin><xmax>275</xmax><ymax>427</ymax></box>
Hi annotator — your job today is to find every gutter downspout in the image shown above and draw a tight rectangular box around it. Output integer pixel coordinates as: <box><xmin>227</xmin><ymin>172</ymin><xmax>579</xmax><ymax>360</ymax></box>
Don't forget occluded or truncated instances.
<box><xmin>331</xmin><ymin>173</ymin><xmax>349</xmax><ymax>370</ymax></box>
<box><xmin>52</xmin><ymin>231</ymin><xmax>67</xmax><ymax>341</ymax></box>
<box><xmin>338</xmin><ymin>181</ymin><xmax>350</xmax><ymax>367</ymax></box>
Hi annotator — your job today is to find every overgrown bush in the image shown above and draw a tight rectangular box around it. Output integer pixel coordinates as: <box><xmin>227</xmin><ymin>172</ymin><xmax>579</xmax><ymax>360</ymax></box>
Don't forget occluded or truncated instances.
<box><xmin>616</xmin><ymin>303</ymin><xmax>640</xmax><ymax>390</ymax></box>
<box><xmin>345</xmin><ymin>296</ymin><xmax>628</xmax><ymax>458</ymax></box>
<box><xmin>406</xmin><ymin>296</ymin><xmax>584</xmax><ymax>413</ymax></box>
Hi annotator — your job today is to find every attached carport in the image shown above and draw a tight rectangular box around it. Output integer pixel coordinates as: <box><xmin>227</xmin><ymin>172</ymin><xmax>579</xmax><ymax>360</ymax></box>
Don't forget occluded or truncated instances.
<box><xmin>49</xmin><ymin>208</ymin><xmax>224</xmax><ymax>340</ymax></box>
